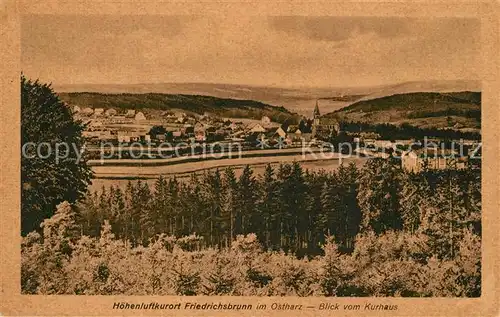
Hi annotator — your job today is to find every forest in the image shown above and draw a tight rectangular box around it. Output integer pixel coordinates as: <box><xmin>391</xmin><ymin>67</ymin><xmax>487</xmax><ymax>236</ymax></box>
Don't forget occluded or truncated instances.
<box><xmin>21</xmin><ymin>159</ymin><xmax>481</xmax><ymax>296</ymax></box>
<box><xmin>339</xmin><ymin>121</ymin><xmax>481</xmax><ymax>140</ymax></box>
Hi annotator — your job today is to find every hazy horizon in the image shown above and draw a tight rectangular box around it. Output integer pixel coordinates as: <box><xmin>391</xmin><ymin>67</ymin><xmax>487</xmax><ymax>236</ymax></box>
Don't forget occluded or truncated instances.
<box><xmin>52</xmin><ymin>79</ymin><xmax>480</xmax><ymax>91</ymax></box>
<box><xmin>22</xmin><ymin>15</ymin><xmax>480</xmax><ymax>88</ymax></box>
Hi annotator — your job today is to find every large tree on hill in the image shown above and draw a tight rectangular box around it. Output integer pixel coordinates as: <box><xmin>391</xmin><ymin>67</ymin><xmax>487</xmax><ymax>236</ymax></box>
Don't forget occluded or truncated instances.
<box><xmin>21</xmin><ymin>75</ymin><xmax>93</xmax><ymax>235</ymax></box>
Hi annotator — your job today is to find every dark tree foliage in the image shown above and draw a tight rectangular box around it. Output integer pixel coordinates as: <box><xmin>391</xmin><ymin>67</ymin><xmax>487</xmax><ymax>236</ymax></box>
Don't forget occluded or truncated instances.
<box><xmin>148</xmin><ymin>125</ymin><xmax>167</xmax><ymax>137</ymax></box>
<box><xmin>74</xmin><ymin>159</ymin><xmax>480</xmax><ymax>259</ymax></box>
<box><xmin>21</xmin><ymin>75</ymin><xmax>93</xmax><ymax>235</ymax></box>
<box><xmin>22</xmin><ymin>159</ymin><xmax>481</xmax><ymax>296</ymax></box>
<box><xmin>76</xmin><ymin>163</ymin><xmax>346</xmax><ymax>254</ymax></box>
<box><xmin>339</xmin><ymin>121</ymin><xmax>481</xmax><ymax>140</ymax></box>
<box><xmin>357</xmin><ymin>158</ymin><xmax>403</xmax><ymax>233</ymax></box>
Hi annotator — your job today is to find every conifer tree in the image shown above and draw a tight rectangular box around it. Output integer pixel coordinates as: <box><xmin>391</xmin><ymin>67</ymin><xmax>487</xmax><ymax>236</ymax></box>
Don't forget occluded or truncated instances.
<box><xmin>274</xmin><ymin>163</ymin><xmax>294</xmax><ymax>249</ymax></box>
<box><xmin>357</xmin><ymin>158</ymin><xmax>403</xmax><ymax>234</ymax></box>
<box><xmin>168</xmin><ymin>177</ymin><xmax>184</xmax><ymax>236</ymax></box>
<box><xmin>109</xmin><ymin>186</ymin><xmax>125</xmax><ymax>239</ymax></box>
<box><xmin>340</xmin><ymin>163</ymin><xmax>362</xmax><ymax>250</ymax></box>
<box><xmin>122</xmin><ymin>181</ymin><xmax>135</xmax><ymax>242</ymax></box>
<box><xmin>236</xmin><ymin>166</ymin><xmax>257</xmax><ymax>236</ymax></box>
<box><xmin>200</xmin><ymin>170</ymin><xmax>224</xmax><ymax>246</ymax></box>
<box><xmin>303</xmin><ymin>169</ymin><xmax>328</xmax><ymax>254</ymax></box>
<box><xmin>288</xmin><ymin>162</ymin><xmax>308</xmax><ymax>252</ymax></box>
<box><xmin>257</xmin><ymin>164</ymin><xmax>278</xmax><ymax>250</ymax></box>
<box><xmin>130</xmin><ymin>180</ymin><xmax>152</xmax><ymax>245</ymax></box>
<box><xmin>399</xmin><ymin>172</ymin><xmax>429</xmax><ymax>234</ymax></box>
<box><xmin>222</xmin><ymin>167</ymin><xmax>238</xmax><ymax>245</ymax></box>
<box><xmin>183</xmin><ymin>174</ymin><xmax>204</xmax><ymax>237</ymax></box>
<box><xmin>79</xmin><ymin>191</ymin><xmax>101</xmax><ymax>237</ymax></box>
<box><xmin>153</xmin><ymin>176</ymin><xmax>170</xmax><ymax>235</ymax></box>
<box><xmin>97</xmin><ymin>186</ymin><xmax>110</xmax><ymax>225</ymax></box>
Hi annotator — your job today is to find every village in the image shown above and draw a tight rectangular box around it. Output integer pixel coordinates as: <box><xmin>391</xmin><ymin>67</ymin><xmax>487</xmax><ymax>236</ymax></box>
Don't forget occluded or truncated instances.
<box><xmin>77</xmin><ymin>106</ymin><xmax>293</xmax><ymax>146</ymax></box>
<box><xmin>72</xmin><ymin>101</ymin><xmax>481</xmax><ymax>175</ymax></box>
<box><xmin>73</xmin><ymin>101</ymin><xmax>339</xmax><ymax>158</ymax></box>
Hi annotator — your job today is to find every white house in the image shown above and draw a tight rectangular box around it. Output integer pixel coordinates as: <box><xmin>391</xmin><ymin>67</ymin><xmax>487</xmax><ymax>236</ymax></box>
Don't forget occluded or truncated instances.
<box><xmin>89</xmin><ymin>120</ymin><xmax>103</xmax><ymax>128</ymax></box>
<box><xmin>105</xmin><ymin>108</ymin><xmax>117</xmax><ymax>117</ymax></box>
<box><xmin>275</xmin><ymin>127</ymin><xmax>287</xmax><ymax>138</ymax></box>
<box><xmin>248</xmin><ymin>123</ymin><xmax>266</xmax><ymax>133</ymax></box>
<box><xmin>401</xmin><ymin>149</ymin><xmax>467</xmax><ymax>173</ymax></box>
<box><xmin>117</xmin><ymin>135</ymin><xmax>131</xmax><ymax>143</ymax></box>
<box><xmin>93</xmin><ymin>108</ymin><xmax>104</xmax><ymax>116</ymax></box>
<box><xmin>194</xmin><ymin>122</ymin><xmax>207</xmax><ymax>142</ymax></box>
<box><xmin>125</xmin><ymin>109</ymin><xmax>136</xmax><ymax>118</ymax></box>
<box><xmin>135</xmin><ymin>112</ymin><xmax>146</xmax><ymax>121</ymax></box>
<box><xmin>261</xmin><ymin>116</ymin><xmax>271</xmax><ymax>125</ymax></box>
<box><xmin>81</xmin><ymin>107</ymin><xmax>94</xmax><ymax>115</ymax></box>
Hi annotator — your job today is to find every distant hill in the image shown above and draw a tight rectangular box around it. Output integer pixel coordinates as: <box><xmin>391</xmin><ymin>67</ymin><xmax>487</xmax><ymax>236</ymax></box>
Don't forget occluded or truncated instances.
<box><xmin>55</xmin><ymin>80</ymin><xmax>480</xmax><ymax>117</ymax></box>
<box><xmin>55</xmin><ymin>83</ymin><xmax>366</xmax><ymax>117</ymax></box>
<box><xmin>58</xmin><ymin>92</ymin><xmax>300</xmax><ymax>123</ymax></box>
<box><xmin>351</xmin><ymin>80</ymin><xmax>481</xmax><ymax>102</ymax></box>
<box><xmin>327</xmin><ymin>91</ymin><xmax>481</xmax><ymax>131</ymax></box>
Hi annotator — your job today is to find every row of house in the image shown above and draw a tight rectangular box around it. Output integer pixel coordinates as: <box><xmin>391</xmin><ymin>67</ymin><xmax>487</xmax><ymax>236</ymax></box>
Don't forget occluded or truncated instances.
<box><xmin>146</xmin><ymin>117</ymin><xmax>322</xmax><ymax>145</ymax></box>
<box><xmin>78</xmin><ymin>101</ymin><xmax>343</xmax><ymax>148</ymax></box>
<box><xmin>401</xmin><ymin>148</ymin><xmax>471</xmax><ymax>173</ymax></box>
<box><xmin>79</xmin><ymin>111</ymin><xmax>278</xmax><ymax>145</ymax></box>
<box><xmin>73</xmin><ymin>106</ymin><xmax>147</xmax><ymax>121</ymax></box>
<box><xmin>82</xmin><ymin>129</ymin><xmax>151</xmax><ymax>143</ymax></box>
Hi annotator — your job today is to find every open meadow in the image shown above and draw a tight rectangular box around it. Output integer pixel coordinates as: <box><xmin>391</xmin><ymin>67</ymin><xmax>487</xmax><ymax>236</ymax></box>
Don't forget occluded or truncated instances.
<box><xmin>89</xmin><ymin>156</ymin><xmax>369</xmax><ymax>191</ymax></box>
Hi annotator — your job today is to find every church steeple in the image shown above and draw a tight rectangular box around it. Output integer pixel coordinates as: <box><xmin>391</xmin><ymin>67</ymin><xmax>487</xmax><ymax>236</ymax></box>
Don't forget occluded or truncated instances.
<box><xmin>313</xmin><ymin>99</ymin><xmax>320</xmax><ymax>118</ymax></box>
<box><xmin>312</xmin><ymin>100</ymin><xmax>321</xmax><ymax>138</ymax></box>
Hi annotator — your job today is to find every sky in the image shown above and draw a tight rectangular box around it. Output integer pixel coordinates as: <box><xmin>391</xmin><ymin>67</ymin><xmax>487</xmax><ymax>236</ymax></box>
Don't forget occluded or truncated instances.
<box><xmin>21</xmin><ymin>15</ymin><xmax>480</xmax><ymax>88</ymax></box>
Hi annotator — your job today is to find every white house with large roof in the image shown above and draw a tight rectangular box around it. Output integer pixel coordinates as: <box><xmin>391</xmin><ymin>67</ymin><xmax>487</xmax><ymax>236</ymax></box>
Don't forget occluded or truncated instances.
<box><xmin>135</xmin><ymin>112</ymin><xmax>146</xmax><ymax>121</ymax></box>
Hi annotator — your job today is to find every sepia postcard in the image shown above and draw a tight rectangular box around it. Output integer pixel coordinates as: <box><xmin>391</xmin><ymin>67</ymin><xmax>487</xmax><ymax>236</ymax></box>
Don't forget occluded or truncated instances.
<box><xmin>0</xmin><ymin>0</ymin><xmax>499</xmax><ymax>316</ymax></box>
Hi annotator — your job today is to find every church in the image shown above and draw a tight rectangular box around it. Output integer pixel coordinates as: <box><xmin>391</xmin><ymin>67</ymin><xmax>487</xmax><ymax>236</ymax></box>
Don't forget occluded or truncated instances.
<box><xmin>311</xmin><ymin>100</ymin><xmax>340</xmax><ymax>140</ymax></box>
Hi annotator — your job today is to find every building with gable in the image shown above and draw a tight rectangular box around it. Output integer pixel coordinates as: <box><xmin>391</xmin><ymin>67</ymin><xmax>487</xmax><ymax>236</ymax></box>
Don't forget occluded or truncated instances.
<box><xmin>311</xmin><ymin>100</ymin><xmax>340</xmax><ymax>140</ymax></box>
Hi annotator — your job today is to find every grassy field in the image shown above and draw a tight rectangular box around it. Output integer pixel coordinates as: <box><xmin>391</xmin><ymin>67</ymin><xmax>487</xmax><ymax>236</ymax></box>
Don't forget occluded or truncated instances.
<box><xmin>91</xmin><ymin>152</ymin><xmax>350</xmax><ymax>175</ymax></box>
<box><xmin>89</xmin><ymin>156</ymin><xmax>368</xmax><ymax>191</ymax></box>
<box><xmin>87</xmin><ymin>147</ymin><xmax>328</xmax><ymax>166</ymax></box>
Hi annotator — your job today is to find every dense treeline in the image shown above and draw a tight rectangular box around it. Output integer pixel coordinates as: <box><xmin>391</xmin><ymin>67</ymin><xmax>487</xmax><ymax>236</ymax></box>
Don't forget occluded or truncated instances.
<box><xmin>21</xmin><ymin>159</ymin><xmax>481</xmax><ymax>296</ymax></box>
<box><xmin>78</xmin><ymin>159</ymin><xmax>480</xmax><ymax>258</ymax></box>
<box><xmin>407</xmin><ymin>108</ymin><xmax>481</xmax><ymax>121</ymax></box>
<box><xmin>59</xmin><ymin>92</ymin><xmax>299</xmax><ymax>123</ymax></box>
<box><xmin>339</xmin><ymin>121</ymin><xmax>481</xmax><ymax>140</ymax></box>
<box><xmin>80</xmin><ymin>162</ymin><xmax>360</xmax><ymax>255</ymax></box>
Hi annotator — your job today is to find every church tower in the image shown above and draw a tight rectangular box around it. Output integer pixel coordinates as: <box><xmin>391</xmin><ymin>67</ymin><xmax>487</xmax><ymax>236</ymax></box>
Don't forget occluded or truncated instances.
<box><xmin>312</xmin><ymin>99</ymin><xmax>321</xmax><ymax>138</ymax></box>
<box><xmin>313</xmin><ymin>99</ymin><xmax>321</xmax><ymax>125</ymax></box>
